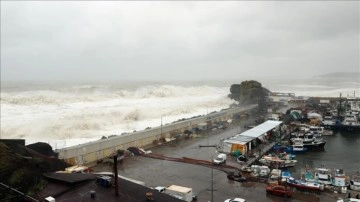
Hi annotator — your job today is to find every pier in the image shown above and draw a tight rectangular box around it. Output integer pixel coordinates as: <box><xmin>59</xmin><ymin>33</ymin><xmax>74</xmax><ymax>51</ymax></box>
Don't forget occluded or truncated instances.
<box><xmin>243</xmin><ymin>141</ymin><xmax>278</xmax><ymax>167</ymax></box>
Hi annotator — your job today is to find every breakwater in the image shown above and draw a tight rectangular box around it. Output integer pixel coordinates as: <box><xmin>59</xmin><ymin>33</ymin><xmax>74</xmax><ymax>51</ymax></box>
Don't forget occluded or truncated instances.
<box><xmin>58</xmin><ymin>105</ymin><xmax>257</xmax><ymax>165</ymax></box>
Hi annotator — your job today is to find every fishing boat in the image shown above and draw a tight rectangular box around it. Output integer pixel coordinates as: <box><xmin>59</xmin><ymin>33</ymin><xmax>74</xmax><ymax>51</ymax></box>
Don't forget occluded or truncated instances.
<box><xmin>342</xmin><ymin>112</ymin><xmax>360</xmax><ymax>127</ymax></box>
<box><xmin>259</xmin><ymin>166</ymin><xmax>271</xmax><ymax>177</ymax></box>
<box><xmin>291</xmin><ymin>142</ymin><xmax>308</xmax><ymax>153</ymax></box>
<box><xmin>314</xmin><ymin>167</ymin><xmax>332</xmax><ymax>185</ymax></box>
<box><xmin>280</xmin><ymin>170</ymin><xmax>292</xmax><ymax>183</ymax></box>
<box><xmin>350</xmin><ymin>172</ymin><xmax>360</xmax><ymax>191</ymax></box>
<box><xmin>273</xmin><ymin>144</ymin><xmax>292</xmax><ymax>153</ymax></box>
<box><xmin>273</xmin><ymin>143</ymin><xmax>308</xmax><ymax>154</ymax></box>
<box><xmin>240</xmin><ymin>166</ymin><xmax>253</xmax><ymax>173</ymax></box>
<box><xmin>250</xmin><ymin>165</ymin><xmax>271</xmax><ymax>177</ymax></box>
<box><xmin>321</xmin><ymin>95</ymin><xmax>360</xmax><ymax>132</ymax></box>
<box><xmin>332</xmin><ymin>168</ymin><xmax>349</xmax><ymax>187</ymax></box>
<box><xmin>309</xmin><ymin>125</ymin><xmax>333</xmax><ymax>136</ymax></box>
<box><xmin>290</xmin><ymin>132</ymin><xmax>326</xmax><ymax>150</ymax></box>
<box><xmin>286</xmin><ymin>177</ymin><xmax>322</xmax><ymax>192</ymax></box>
<box><xmin>258</xmin><ymin>154</ymin><xmax>297</xmax><ymax>168</ymax></box>
<box><xmin>302</xmin><ymin>165</ymin><xmax>315</xmax><ymax>182</ymax></box>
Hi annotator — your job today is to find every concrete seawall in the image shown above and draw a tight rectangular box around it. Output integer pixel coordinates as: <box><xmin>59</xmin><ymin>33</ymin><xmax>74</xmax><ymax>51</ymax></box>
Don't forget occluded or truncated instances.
<box><xmin>58</xmin><ymin>105</ymin><xmax>257</xmax><ymax>165</ymax></box>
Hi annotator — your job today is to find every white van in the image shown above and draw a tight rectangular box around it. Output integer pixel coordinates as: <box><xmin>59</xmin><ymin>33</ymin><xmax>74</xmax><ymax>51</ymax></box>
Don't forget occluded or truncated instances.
<box><xmin>213</xmin><ymin>153</ymin><xmax>227</xmax><ymax>164</ymax></box>
<box><xmin>154</xmin><ymin>186</ymin><xmax>166</xmax><ymax>193</ymax></box>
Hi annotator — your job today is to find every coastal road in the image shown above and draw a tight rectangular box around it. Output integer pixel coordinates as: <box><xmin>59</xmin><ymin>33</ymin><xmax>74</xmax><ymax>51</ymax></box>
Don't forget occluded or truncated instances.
<box><xmin>92</xmin><ymin>116</ymin><xmax>348</xmax><ymax>202</ymax></box>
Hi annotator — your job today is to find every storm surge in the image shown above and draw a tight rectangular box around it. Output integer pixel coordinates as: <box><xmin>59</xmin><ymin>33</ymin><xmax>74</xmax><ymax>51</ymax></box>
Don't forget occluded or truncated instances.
<box><xmin>1</xmin><ymin>83</ymin><xmax>234</xmax><ymax>148</ymax></box>
<box><xmin>1</xmin><ymin>79</ymin><xmax>358</xmax><ymax>149</ymax></box>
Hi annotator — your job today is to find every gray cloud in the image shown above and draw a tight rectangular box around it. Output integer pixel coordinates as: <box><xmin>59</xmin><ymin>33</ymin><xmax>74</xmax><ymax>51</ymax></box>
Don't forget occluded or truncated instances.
<box><xmin>1</xmin><ymin>1</ymin><xmax>359</xmax><ymax>82</ymax></box>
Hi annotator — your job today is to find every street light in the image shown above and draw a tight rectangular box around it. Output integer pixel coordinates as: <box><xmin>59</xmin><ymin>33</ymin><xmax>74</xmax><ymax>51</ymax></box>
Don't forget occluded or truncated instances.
<box><xmin>199</xmin><ymin>145</ymin><xmax>217</xmax><ymax>202</ymax></box>
<box><xmin>161</xmin><ymin>115</ymin><xmax>163</xmax><ymax>137</ymax></box>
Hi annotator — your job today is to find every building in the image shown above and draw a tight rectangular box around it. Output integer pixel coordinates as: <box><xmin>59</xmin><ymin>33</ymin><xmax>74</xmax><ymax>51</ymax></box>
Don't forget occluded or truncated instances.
<box><xmin>220</xmin><ymin>120</ymin><xmax>283</xmax><ymax>155</ymax></box>
<box><xmin>37</xmin><ymin>173</ymin><xmax>184</xmax><ymax>202</ymax></box>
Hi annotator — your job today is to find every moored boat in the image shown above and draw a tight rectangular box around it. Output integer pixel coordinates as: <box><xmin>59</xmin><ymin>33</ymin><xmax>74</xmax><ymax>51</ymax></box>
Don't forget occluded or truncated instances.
<box><xmin>350</xmin><ymin>172</ymin><xmax>360</xmax><ymax>191</ymax></box>
<box><xmin>332</xmin><ymin>168</ymin><xmax>349</xmax><ymax>187</ymax></box>
<box><xmin>273</xmin><ymin>144</ymin><xmax>292</xmax><ymax>153</ymax></box>
<box><xmin>321</xmin><ymin>112</ymin><xmax>360</xmax><ymax>132</ymax></box>
<box><xmin>309</xmin><ymin>125</ymin><xmax>333</xmax><ymax>136</ymax></box>
<box><xmin>280</xmin><ymin>170</ymin><xmax>292</xmax><ymax>183</ymax></box>
<box><xmin>273</xmin><ymin>143</ymin><xmax>308</xmax><ymax>154</ymax></box>
<box><xmin>250</xmin><ymin>165</ymin><xmax>271</xmax><ymax>177</ymax></box>
<box><xmin>259</xmin><ymin>154</ymin><xmax>297</xmax><ymax>168</ymax></box>
<box><xmin>290</xmin><ymin>136</ymin><xmax>326</xmax><ymax>151</ymax></box>
<box><xmin>286</xmin><ymin>177</ymin><xmax>322</xmax><ymax>192</ymax></box>
<box><xmin>314</xmin><ymin>167</ymin><xmax>332</xmax><ymax>185</ymax></box>
<box><xmin>291</xmin><ymin>142</ymin><xmax>308</xmax><ymax>153</ymax></box>
<box><xmin>302</xmin><ymin>165</ymin><xmax>315</xmax><ymax>182</ymax></box>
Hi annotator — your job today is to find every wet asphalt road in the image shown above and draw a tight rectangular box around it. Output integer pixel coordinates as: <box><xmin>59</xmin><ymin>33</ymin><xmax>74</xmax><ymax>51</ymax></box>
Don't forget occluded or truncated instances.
<box><xmin>92</xmin><ymin>117</ymin><xmax>352</xmax><ymax>202</ymax></box>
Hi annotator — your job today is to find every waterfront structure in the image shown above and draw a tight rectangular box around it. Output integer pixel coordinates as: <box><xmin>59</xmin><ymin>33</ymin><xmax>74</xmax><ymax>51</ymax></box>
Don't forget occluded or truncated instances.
<box><xmin>220</xmin><ymin>120</ymin><xmax>283</xmax><ymax>155</ymax></box>
<box><xmin>57</xmin><ymin>105</ymin><xmax>257</xmax><ymax>165</ymax></box>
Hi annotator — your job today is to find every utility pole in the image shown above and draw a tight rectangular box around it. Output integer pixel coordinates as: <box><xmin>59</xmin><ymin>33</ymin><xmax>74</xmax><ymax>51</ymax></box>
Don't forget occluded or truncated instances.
<box><xmin>211</xmin><ymin>161</ymin><xmax>214</xmax><ymax>202</ymax></box>
<box><xmin>159</xmin><ymin>115</ymin><xmax>163</xmax><ymax>143</ymax></box>
<box><xmin>199</xmin><ymin>144</ymin><xmax>217</xmax><ymax>202</ymax></box>
<box><xmin>113</xmin><ymin>154</ymin><xmax>119</xmax><ymax>196</ymax></box>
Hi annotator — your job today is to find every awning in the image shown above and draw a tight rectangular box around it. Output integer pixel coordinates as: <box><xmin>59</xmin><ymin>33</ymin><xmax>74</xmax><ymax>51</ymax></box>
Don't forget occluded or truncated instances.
<box><xmin>240</xmin><ymin>120</ymin><xmax>282</xmax><ymax>138</ymax></box>
<box><xmin>223</xmin><ymin>120</ymin><xmax>282</xmax><ymax>145</ymax></box>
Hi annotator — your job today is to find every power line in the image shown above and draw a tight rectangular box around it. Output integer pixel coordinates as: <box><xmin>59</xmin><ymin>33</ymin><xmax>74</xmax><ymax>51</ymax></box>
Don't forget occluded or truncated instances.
<box><xmin>0</xmin><ymin>182</ymin><xmax>39</xmax><ymax>202</ymax></box>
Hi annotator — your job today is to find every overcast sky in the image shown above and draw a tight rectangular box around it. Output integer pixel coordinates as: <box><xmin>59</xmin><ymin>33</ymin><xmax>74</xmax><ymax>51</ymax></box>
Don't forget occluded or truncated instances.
<box><xmin>1</xmin><ymin>1</ymin><xmax>359</xmax><ymax>82</ymax></box>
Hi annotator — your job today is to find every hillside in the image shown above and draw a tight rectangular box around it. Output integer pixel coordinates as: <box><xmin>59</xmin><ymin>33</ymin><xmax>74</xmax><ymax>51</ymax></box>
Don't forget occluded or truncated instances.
<box><xmin>313</xmin><ymin>72</ymin><xmax>359</xmax><ymax>79</ymax></box>
<box><xmin>0</xmin><ymin>141</ymin><xmax>69</xmax><ymax>198</ymax></box>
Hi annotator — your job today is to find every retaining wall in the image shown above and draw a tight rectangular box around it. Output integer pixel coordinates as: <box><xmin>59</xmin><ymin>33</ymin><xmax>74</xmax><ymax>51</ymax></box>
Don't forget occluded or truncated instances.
<box><xmin>58</xmin><ymin>105</ymin><xmax>257</xmax><ymax>165</ymax></box>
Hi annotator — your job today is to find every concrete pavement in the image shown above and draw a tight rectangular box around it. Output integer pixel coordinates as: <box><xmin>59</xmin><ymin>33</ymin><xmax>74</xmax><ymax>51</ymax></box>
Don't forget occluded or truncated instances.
<box><xmin>92</xmin><ymin>117</ymin><xmax>351</xmax><ymax>202</ymax></box>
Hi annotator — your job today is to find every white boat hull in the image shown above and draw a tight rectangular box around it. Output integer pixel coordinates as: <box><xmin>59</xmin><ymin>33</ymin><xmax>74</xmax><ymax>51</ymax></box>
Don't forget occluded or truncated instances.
<box><xmin>350</xmin><ymin>183</ymin><xmax>360</xmax><ymax>191</ymax></box>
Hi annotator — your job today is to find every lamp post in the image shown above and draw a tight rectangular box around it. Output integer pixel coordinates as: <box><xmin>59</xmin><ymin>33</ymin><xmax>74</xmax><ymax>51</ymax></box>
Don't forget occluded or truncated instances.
<box><xmin>211</xmin><ymin>156</ymin><xmax>214</xmax><ymax>202</ymax></box>
<box><xmin>198</xmin><ymin>145</ymin><xmax>217</xmax><ymax>202</ymax></box>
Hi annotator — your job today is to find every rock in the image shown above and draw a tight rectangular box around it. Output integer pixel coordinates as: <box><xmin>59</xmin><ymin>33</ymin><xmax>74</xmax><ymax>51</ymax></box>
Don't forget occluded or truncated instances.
<box><xmin>228</xmin><ymin>80</ymin><xmax>270</xmax><ymax>113</ymax></box>
<box><xmin>26</xmin><ymin>142</ymin><xmax>57</xmax><ymax>157</ymax></box>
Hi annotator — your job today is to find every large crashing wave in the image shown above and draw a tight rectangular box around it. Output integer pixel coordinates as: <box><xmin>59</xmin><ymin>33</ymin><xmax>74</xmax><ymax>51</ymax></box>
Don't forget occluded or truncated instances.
<box><xmin>1</xmin><ymin>84</ymin><xmax>234</xmax><ymax>147</ymax></box>
<box><xmin>1</xmin><ymin>84</ymin><xmax>227</xmax><ymax>104</ymax></box>
<box><xmin>2</xmin><ymin>79</ymin><xmax>357</xmax><ymax>148</ymax></box>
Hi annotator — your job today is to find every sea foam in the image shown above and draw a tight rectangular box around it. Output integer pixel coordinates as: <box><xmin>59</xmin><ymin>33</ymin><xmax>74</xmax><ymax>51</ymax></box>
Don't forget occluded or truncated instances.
<box><xmin>1</xmin><ymin>79</ymin><xmax>358</xmax><ymax>149</ymax></box>
<box><xmin>1</xmin><ymin>83</ymin><xmax>233</xmax><ymax>148</ymax></box>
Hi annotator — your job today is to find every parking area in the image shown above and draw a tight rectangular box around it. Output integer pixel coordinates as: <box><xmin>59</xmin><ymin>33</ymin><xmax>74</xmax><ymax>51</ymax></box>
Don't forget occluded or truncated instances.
<box><xmin>92</xmin><ymin>117</ymin><xmax>342</xmax><ymax>202</ymax></box>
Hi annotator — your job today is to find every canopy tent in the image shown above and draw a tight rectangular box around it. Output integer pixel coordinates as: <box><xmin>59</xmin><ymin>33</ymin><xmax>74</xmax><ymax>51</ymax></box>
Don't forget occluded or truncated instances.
<box><xmin>290</xmin><ymin>111</ymin><xmax>302</xmax><ymax>120</ymax></box>
<box><xmin>307</xmin><ymin>112</ymin><xmax>323</xmax><ymax>121</ymax></box>
<box><xmin>222</xmin><ymin>120</ymin><xmax>283</xmax><ymax>153</ymax></box>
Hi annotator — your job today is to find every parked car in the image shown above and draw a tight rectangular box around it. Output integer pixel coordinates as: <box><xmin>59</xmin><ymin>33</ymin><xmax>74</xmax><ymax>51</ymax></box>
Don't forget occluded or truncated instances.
<box><xmin>266</xmin><ymin>185</ymin><xmax>292</xmax><ymax>197</ymax></box>
<box><xmin>236</xmin><ymin>155</ymin><xmax>248</xmax><ymax>163</ymax></box>
<box><xmin>224</xmin><ymin>198</ymin><xmax>247</xmax><ymax>202</ymax></box>
<box><xmin>213</xmin><ymin>153</ymin><xmax>227</xmax><ymax>164</ymax></box>
<box><xmin>227</xmin><ymin>172</ymin><xmax>247</xmax><ymax>182</ymax></box>
<box><xmin>153</xmin><ymin>186</ymin><xmax>166</xmax><ymax>193</ymax></box>
<box><xmin>337</xmin><ymin>199</ymin><xmax>360</xmax><ymax>202</ymax></box>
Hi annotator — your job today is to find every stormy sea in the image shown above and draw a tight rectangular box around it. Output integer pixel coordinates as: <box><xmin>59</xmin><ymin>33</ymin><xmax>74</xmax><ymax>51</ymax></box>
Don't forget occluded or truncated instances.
<box><xmin>1</xmin><ymin>78</ymin><xmax>359</xmax><ymax>176</ymax></box>
<box><xmin>1</xmin><ymin>78</ymin><xmax>360</xmax><ymax>176</ymax></box>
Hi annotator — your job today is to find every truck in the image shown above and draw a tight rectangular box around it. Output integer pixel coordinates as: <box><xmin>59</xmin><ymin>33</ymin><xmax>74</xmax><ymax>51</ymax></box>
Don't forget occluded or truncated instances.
<box><xmin>164</xmin><ymin>185</ymin><xmax>195</xmax><ymax>202</ymax></box>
